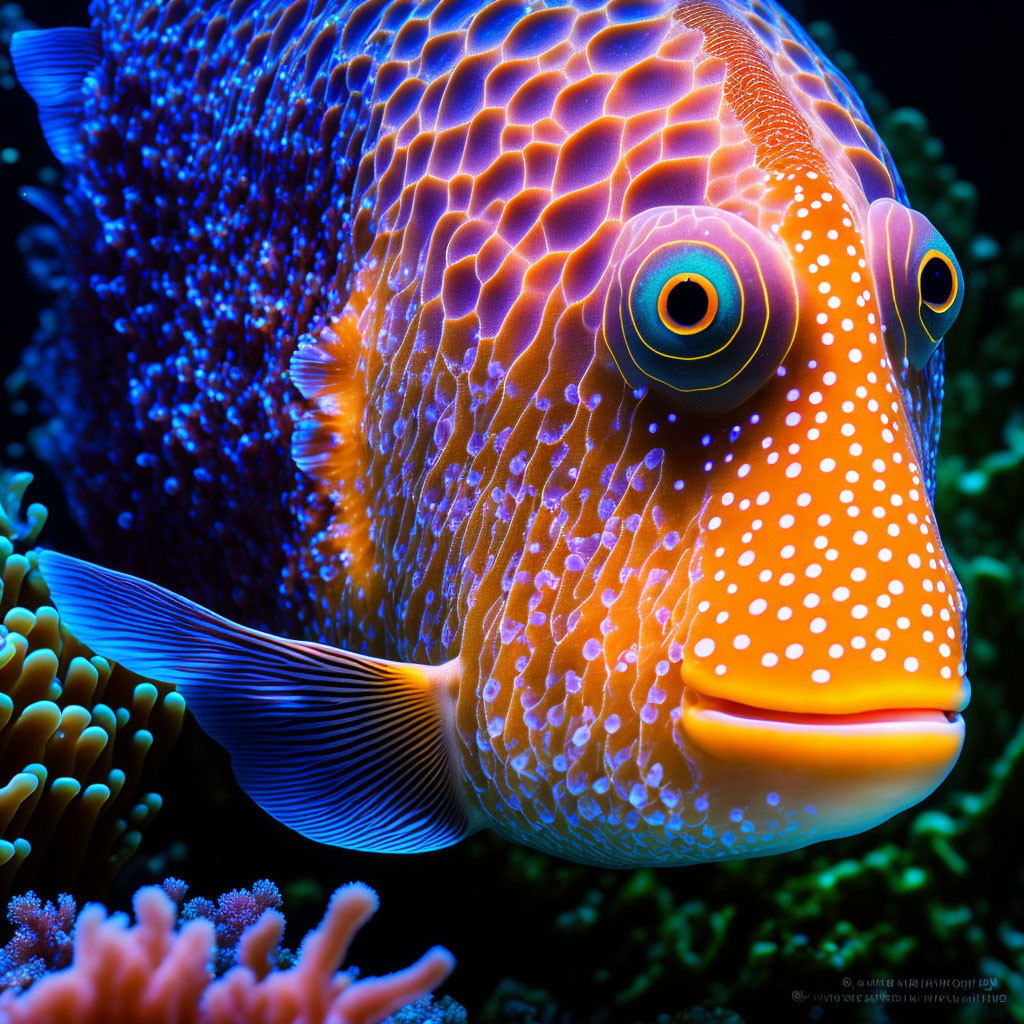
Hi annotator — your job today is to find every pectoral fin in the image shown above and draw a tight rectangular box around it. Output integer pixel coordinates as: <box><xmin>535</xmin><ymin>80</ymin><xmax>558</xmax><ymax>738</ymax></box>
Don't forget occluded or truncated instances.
<box><xmin>38</xmin><ymin>551</ymin><xmax>468</xmax><ymax>854</ymax></box>
<box><xmin>11</xmin><ymin>28</ymin><xmax>102</xmax><ymax>165</ymax></box>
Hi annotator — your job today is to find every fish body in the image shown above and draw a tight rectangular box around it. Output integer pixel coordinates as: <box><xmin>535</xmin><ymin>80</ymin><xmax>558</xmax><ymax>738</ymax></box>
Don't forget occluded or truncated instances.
<box><xmin>18</xmin><ymin>0</ymin><xmax>969</xmax><ymax>866</ymax></box>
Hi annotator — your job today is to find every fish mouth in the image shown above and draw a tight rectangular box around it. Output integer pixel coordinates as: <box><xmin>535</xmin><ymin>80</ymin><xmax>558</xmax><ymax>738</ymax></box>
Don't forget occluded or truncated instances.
<box><xmin>682</xmin><ymin>687</ymin><xmax>966</xmax><ymax>775</ymax></box>
<box><xmin>681</xmin><ymin>687</ymin><xmax>967</xmax><ymax>837</ymax></box>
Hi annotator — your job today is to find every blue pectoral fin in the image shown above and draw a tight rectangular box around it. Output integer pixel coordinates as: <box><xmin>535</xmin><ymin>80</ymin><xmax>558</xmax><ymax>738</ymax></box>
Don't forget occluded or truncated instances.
<box><xmin>37</xmin><ymin>551</ymin><xmax>469</xmax><ymax>854</ymax></box>
<box><xmin>11</xmin><ymin>27</ymin><xmax>102</xmax><ymax>165</ymax></box>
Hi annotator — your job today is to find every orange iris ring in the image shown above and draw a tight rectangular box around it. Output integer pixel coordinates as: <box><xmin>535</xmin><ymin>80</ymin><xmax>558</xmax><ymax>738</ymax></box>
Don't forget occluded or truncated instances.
<box><xmin>656</xmin><ymin>272</ymin><xmax>719</xmax><ymax>335</ymax></box>
<box><xmin>918</xmin><ymin>248</ymin><xmax>959</xmax><ymax>315</ymax></box>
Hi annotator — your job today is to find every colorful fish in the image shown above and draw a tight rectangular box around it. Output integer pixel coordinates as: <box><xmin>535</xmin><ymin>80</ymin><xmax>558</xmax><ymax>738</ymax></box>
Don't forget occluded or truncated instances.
<box><xmin>17</xmin><ymin>0</ymin><xmax>968</xmax><ymax>867</ymax></box>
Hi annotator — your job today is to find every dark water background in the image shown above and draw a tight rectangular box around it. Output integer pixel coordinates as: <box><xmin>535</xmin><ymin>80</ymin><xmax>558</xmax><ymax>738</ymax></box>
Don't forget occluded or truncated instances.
<box><xmin>0</xmin><ymin>2</ymin><xmax>1019</xmax><ymax>1021</ymax></box>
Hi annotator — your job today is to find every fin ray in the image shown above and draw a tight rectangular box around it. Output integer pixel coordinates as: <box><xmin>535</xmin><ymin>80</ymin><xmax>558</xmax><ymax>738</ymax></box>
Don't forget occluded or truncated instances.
<box><xmin>11</xmin><ymin>28</ymin><xmax>103</xmax><ymax>165</ymax></box>
<box><xmin>37</xmin><ymin>551</ymin><xmax>468</xmax><ymax>854</ymax></box>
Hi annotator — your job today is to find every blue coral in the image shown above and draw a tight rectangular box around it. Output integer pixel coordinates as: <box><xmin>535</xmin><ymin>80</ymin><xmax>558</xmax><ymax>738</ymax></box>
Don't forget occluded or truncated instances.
<box><xmin>175</xmin><ymin>877</ymin><xmax>289</xmax><ymax>974</ymax></box>
<box><xmin>0</xmin><ymin>891</ymin><xmax>75</xmax><ymax>994</ymax></box>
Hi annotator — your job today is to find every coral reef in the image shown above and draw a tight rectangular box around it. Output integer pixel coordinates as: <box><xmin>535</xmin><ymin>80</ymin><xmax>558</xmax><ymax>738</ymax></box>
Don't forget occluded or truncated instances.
<box><xmin>0</xmin><ymin>470</ymin><xmax>185</xmax><ymax>894</ymax></box>
<box><xmin>173</xmin><ymin>878</ymin><xmax>292</xmax><ymax>974</ymax></box>
<box><xmin>0</xmin><ymin>891</ymin><xmax>75</xmax><ymax>994</ymax></box>
<box><xmin>0</xmin><ymin>881</ymin><xmax>455</xmax><ymax>1024</ymax></box>
<box><xmin>383</xmin><ymin>996</ymin><xmax>468</xmax><ymax>1024</ymax></box>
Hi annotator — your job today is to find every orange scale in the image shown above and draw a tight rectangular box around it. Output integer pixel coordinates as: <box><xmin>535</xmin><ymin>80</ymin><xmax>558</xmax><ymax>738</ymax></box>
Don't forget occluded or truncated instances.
<box><xmin>436</xmin><ymin>51</ymin><xmax>496</xmax><ymax>129</ymax></box>
<box><xmin>341</xmin><ymin>52</ymin><xmax>371</xmax><ymax>90</ymax></box>
<box><xmin>442</xmin><ymin>256</ymin><xmax>481</xmax><ymax>319</ymax></box>
<box><xmin>735</xmin><ymin>164</ymin><xmax>768</xmax><ymax>191</ymax></box>
<box><xmin>477</xmin><ymin>258</ymin><xmax>532</xmax><ymax>337</ymax></box>
<box><xmin>560</xmin><ymin>219</ymin><xmax>621</xmax><ymax>304</ymax></box>
<box><xmin>523</xmin><ymin>140</ymin><xmax>559</xmax><ymax>189</ymax></box>
<box><xmin>621</xmin><ymin>108</ymin><xmax>668</xmax><ymax>153</ymax></box>
<box><xmin>540</xmin><ymin>181</ymin><xmax>611</xmax><ymax>254</ymax></box>
<box><xmin>420</xmin><ymin>210</ymin><xmax>465</xmax><ymax>300</ymax></box>
<box><xmin>620</xmin><ymin>131</ymin><xmax>662</xmax><ymax>177</ymax></box>
<box><xmin>499</xmin><ymin>122</ymin><xmax>533</xmax><ymax>153</ymax></box>
<box><xmin>426</xmin><ymin>124</ymin><xmax>469</xmax><ymax>176</ymax></box>
<box><xmin>399</xmin><ymin>175</ymin><xmax>451</xmax><ymax>256</ymax></box>
<box><xmin>460</xmin><ymin>107</ymin><xmax>506</xmax><ymax>175</ymax></box>
<box><xmin>496</xmin><ymin>187</ymin><xmax>549</xmax><ymax>246</ymax></box>
<box><xmin>484</xmin><ymin>57</ymin><xmax>540</xmax><ymax>108</ymax></box>
<box><xmin>664</xmin><ymin>119</ymin><xmax>720</xmax><ymax>159</ymax></box>
<box><xmin>404</xmin><ymin>131</ymin><xmax>436</xmax><ymax>183</ymax></box>
<box><xmin>386</xmin><ymin>180</ymin><xmax>418</xmax><ymax>236</ymax></box>
<box><xmin>375</xmin><ymin>59</ymin><xmax>412</xmax><ymax>106</ymax></box>
<box><xmin>692</xmin><ymin>55</ymin><xmax>727</xmax><ymax>88</ymax></box>
<box><xmin>552</xmin><ymin>73</ymin><xmax>615</xmax><ymax>131</ymax></box>
<box><xmin>780</xmin><ymin>36</ymin><xmax>814</xmax><ymax>65</ymax></box>
<box><xmin>568</xmin><ymin>10</ymin><xmax>607</xmax><ymax>52</ymax></box>
<box><xmin>667</xmin><ymin>81</ymin><xmax>724</xmax><ymax>124</ymax></box>
<box><xmin>448</xmin><ymin>173</ymin><xmax>474</xmax><ymax>210</ymax></box>
<box><xmin>394</xmin><ymin>110</ymin><xmax>423</xmax><ymax>149</ymax></box>
<box><xmin>521</xmin><ymin>250</ymin><xmax>568</xmax><ymax>297</ymax></box>
<box><xmin>605</xmin><ymin>57</ymin><xmax>694</xmax><ymax>118</ymax></box>
<box><xmin>476</xmin><ymin>234</ymin><xmax>513</xmax><ymax>282</ymax></box>
<box><xmin>551</xmin><ymin>115</ymin><xmax>623</xmax><ymax>194</ymax></box>
<box><xmin>539</xmin><ymin>40</ymin><xmax>576</xmax><ymax>71</ymax></box>
<box><xmin>372</xmin><ymin>131</ymin><xmax>396</xmax><ymax>178</ymax></box>
<box><xmin>586</xmin><ymin>18</ymin><xmax>669</xmax><ymax>74</ymax></box>
<box><xmin>375</xmin><ymin>148</ymin><xmax>408</xmax><ymax>214</ymax></box>
<box><xmin>657</xmin><ymin>26</ymin><xmax>703</xmax><ymax>61</ymax></box>
<box><xmin>507</xmin><ymin>70</ymin><xmax>567</xmax><ymax>125</ymax></box>
<box><xmin>502</xmin><ymin>7</ymin><xmax>575</xmax><ymax>60</ymax></box>
<box><xmin>532</xmin><ymin>117</ymin><xmax>566</xmax><ymax>146</ymax></box>
<box><xmin>468</xmin><ymin>150</ymin><xmax>525</xmax><ymax>215</ymax></box>
<box><xmin>845</xmin><ymin>148</ymin><xmax>897</xmax><ymax>206</ymax></box>
<box><xmin>382</xmin><ymin>76</ymin><xmax>426</xmax><ymax>131</ymax></box>
<box><xmin>420</xmin><ymin>30</ymin><xmax>467</xmax><ymax>81</ymax></box>
<box><xmin>707</xmin><ymin>136</ymin><xmax>752</xmax><ymax>176</ymax></box>
<box><xmin>792</xmin><ymin>70</ymin><xmax>830</xmax><ymax>102</ymax></box>
<box><xmin>447</xmin><ymin>218</ymin><xmax>493</xmax><ymax>262</ymax></box>
<box><xmin>622</xmin><ymin>156</ymin><xmax>708</xmax><ymax>220</ymax></box>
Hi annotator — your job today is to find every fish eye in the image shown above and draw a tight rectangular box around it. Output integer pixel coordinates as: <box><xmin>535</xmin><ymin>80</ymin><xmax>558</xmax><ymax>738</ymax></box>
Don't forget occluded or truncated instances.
<box><xmin>604</xmin><ymin>206</ymin><xmax>798</xmax><ymax>414</ymax></box>
<box><xmin>867</xmin><ymin>198</ymin><xmax>964</xmax><ymax>370</ymax></box>
<box><xmin>919</xmin><ymin>250</ymin><xmax>957</xmax><ymax>313</ymax></box>
<box><xmin>658</xmin><ymin>274</ymin><xmax>717</xmax><ymax>334</ymax></box>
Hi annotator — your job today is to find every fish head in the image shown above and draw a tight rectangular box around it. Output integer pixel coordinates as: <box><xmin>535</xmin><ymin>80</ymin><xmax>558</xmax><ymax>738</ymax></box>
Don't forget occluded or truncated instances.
<box><xmin>458</xmin><ymin>11</ymin><xmax>968</xmax><ymax>865</ymax></box>
<box><xmin>581</xmin><ymin>151</ymin><xmax>968</xmax><ymax>859</ymax></box>
<box><xmin>334</xmin><ymin>0</ymin><xmax>975</xmax><ymax>864</ymax></box>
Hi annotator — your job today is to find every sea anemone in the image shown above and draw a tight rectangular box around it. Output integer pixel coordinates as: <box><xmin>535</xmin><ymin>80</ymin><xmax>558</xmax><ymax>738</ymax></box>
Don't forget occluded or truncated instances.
<box><xmin>0</xmin><ymin>469</ymin><xmax>185</xmax><ymax>894</ymax></box>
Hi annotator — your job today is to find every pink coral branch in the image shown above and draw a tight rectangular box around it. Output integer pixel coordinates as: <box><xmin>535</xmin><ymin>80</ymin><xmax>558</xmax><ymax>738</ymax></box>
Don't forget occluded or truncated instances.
<box><xmin>0</xmin><ymin>885</ymin><xmax>453</xmax><ymax>1024</ymax></box>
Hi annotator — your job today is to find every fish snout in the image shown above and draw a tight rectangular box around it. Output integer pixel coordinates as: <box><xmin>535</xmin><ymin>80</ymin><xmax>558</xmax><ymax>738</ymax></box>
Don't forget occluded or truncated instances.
<box><xmin>669</xmin><ymin>303</ymin><xmax>968</xmax><ymax>839</ymax></box>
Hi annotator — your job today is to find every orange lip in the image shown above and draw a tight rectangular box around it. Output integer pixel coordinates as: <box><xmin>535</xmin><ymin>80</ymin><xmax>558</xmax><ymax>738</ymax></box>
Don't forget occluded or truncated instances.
<box><xmin>682</xmin><ymin>689</ymin><xmax>965</xmax><ymax>775</ymax></box>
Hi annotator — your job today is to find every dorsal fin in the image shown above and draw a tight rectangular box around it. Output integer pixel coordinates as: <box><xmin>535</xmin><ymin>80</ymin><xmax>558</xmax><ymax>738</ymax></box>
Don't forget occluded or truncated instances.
<box><xmin>290</xmin><ymin>312</ymin><xmax>376</xmax><ymax>587</ymax></box>
<box><xmin>11</xmin><ymin>27</ymin><xmax>103</xmax><ymax>165</ymax></box>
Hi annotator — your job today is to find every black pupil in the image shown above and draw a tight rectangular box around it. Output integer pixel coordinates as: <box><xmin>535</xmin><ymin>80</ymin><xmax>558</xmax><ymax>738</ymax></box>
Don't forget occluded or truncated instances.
<box><xmin>921</xmin><ymin>256</ymin><xmax>954</xmax><ymax>307</ymax></box>
<box><xmin>666</xmin><ymin>278</ymin><xmax>709</xmax><ymax>328</ymax></box>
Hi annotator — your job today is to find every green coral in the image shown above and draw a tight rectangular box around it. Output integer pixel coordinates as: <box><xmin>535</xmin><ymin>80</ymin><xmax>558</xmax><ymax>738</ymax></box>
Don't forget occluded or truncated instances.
<box><xmin>0</xmin><ymin>469</ymin><xmax>185</xmax><ymax>896</ymax></box>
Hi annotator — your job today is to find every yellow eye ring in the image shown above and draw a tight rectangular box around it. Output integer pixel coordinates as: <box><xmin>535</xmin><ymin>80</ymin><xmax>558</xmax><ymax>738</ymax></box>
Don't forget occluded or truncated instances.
<box><xmin>918</xmin><ymin>249</ymin><xmax>958</xmax><ymax>314</ymax></box>
<box><xmin>657</xmin><ymin>273</ymin><xmax>718</xmax><ymax>335</ymax></box>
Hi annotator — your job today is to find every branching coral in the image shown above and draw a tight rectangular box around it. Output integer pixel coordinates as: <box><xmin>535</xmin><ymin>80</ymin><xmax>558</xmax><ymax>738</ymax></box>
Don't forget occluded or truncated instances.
<box><xmin>0</xmin><ymin>891</ymin><xmax>75</xmax><ymax>994</ymax></box>
<box><xmin>172</xmin><ymin>878</ymin><xmax>291</xmax><ymax>974</ymax></box>
<box><xmin>0</xmin><ymin>881</ymin><xmax>454</xmax><ymax>1024</ymax></box>
<box><xmin>0</xmin><ymin>469</ymin><xmax>185</xmax><ymax>894</ymax></box>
